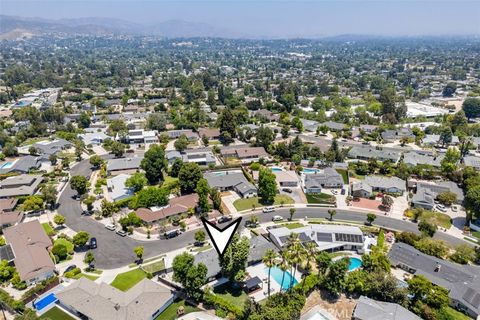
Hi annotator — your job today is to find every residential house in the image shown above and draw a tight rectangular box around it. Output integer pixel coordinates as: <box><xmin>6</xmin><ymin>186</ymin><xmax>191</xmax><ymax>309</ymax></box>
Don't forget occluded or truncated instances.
<box><xmin>303</xmin><ymin>168</ymin><xmax>344</xmax><ymax>194</ymax></box>
<box><xmin>273</xmin><ymin>170</ymin><xmax>299</xmax><ymax>187</ymax></box>
<box><xmin>220</xmin><ymin>146</ymin><xmax>268</xmax><ymax>164</ymax></box>
<box><xmin>352</xmin><ymin>296</ymin><xmax>421</xmax><ymax>320</ymax></box>
<box><xmin>381</xmin><ymin>128</ymin><xmax>415</xmax><ymax>143</ymax></box>
<box><xmin>0</xmin><ymin>198</ymin><xmax>22</xmax><ymax>228</ymax></box>
<box><xmin>300</xmin><ymin>119</ymin><xmax>320</xmax><ymax>132</ymax></box>
<box><xmin>0</xmin><ymin>174</ymin><xmax>43</xmax><ymax>198</ymax></box>
<box><xmin>254</xmin><ymin>109</ymin><xmax>280</xmax><ymax>122</ymax></box>
<box><xmin>135</xmin><ymin>193</ymin><xmax>200</xmax><ymax>224</ymax></box>
<box><xmin>166</xmin><ymin>148</ymin><xmax>216</xmax><ymax>166</ymax></box>
<box><xmin>423</xmin><ymin>134</ymin><xmax>460</xmax><ymax>147</ymax></box>
<box><xmin>389</xmin><ymin>243</ymin><xmax>480</xmax><ymax>319</ymax></box>
<box><xmin>464</xmin><ymin>155</ymin><xmax>480</xmax><ymax>170</ymax></box>
<box><xmin>269</xmin><ymin>224</ymin><xmax>365</xmax><ymax>253</ymax></box>
<box><xmin>56</xmin><ymin>277</ymin><xmax>174</xmax><ymax>320</ymax></box>
<box><xmin>351</xmin><ymin>182</ymin><xmax>373</xmax><ymax>198</ymax></box>
<box><xmin>321</xmin><ymin>121</ymin><xmax>346</xmax><ymax>132</ymax></box>
<box><xmin>126</xmin><ymin>129</ymin><xmax>158</xmax><ymax>144</ymax></box>
<box><xmin>0</xmin><ymin>156</ymin><xmax>42</xmax><ymax>174</ymax></box>
<box><xmin>32</xmin><ymin>139</ymin><xmax>72</xmax><ymax>156</ymax></box>
<box><xmin>410</xmin><ymin>180</ymin><xmax>464</xmax><ymax>209</ymax></box>
<box><xmin>107</xmin><ymin>174</ymin><xmax>133</xmax><ymax>202</ymax></box>
<box><xmin>79</xmin><ymin>132</ymin><xmax>110</xmax><ymax>146</ymax></box>
<box><xmin>363</xmin><ymin>176</ymin><xmax>406</xmax><ymax>195</ymax></box>
<box><xmin>166</xmin><ymin>130</ymin><xmax>199</xmax><ymax>141</ymax></box>
<box><xmin>348</xmin><ymin>146</ymin><xmax>402</xmax><ymax>163</ymax></box>
<box><xmin>106</xmin><ymin>157</ymin><xmax>143</xmax><ymax>175</ymax></box>
<box><xmin>403</xmin><ymin>151</ymin><xmax>444</xmax><ymax>168</ymax></box>
<box><xmin>204</xmin><ymin>172</ymin><xmax>257</xmax><ymax>198</ymax></box>
<box><xmin>198</xmin><ymin>128</ymin><xmax>221</xmax><ymax>140</ymax></box>
<box><xmin>359</xmin><ymin>125</ymin><xmax>378</xmax><ymax>133</ymax></box>
<box><xmin>3</xmin><ymin>220</ymin><xmax>55</xmax><ymax>285</ymax></box>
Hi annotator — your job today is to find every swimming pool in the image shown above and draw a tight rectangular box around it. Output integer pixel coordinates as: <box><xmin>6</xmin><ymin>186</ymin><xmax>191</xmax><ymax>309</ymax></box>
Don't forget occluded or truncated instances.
<box><xmin>214</xmin><ymin>172</ymin><xmax>226</xmax><ymax>176</ymax></box>
<box><xmin>271</xmin><ymin>167</ymin><xmax>283</xmax><ymax>172</ymax></box>
<box><xmin>302</xmin><ymin>168</ymin><xmax>319</xmax><ymax>174</ymax></box>
<box><xmin>348</xmin><ymin>257</ymin><xmax>363</xmax><ymax>271</ymax></box>
<box><xmin>34</xmin><ymin>293</ymin><xmax>58</xmax><ymax>311</ymax></box>
<box><xmin>264</xmin><ymin>266</ymin><xmax>298</xmax><ymax>290</ymax></box>
<box><xmin>0</xmin><ymin>162</ymin><xmax>13</xmax><ymax>169</ymax></box>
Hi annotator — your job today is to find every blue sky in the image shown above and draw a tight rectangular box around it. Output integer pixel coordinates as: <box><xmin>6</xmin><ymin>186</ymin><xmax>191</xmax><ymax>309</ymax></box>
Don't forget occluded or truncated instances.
<box><xmin>1</xmin><ymin>0</ymin><xmax>479</xmax><ymax>37</ymax></box>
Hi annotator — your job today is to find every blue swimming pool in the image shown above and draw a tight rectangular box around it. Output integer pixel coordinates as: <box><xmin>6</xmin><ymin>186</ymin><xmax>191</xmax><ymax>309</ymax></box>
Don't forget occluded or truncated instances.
<box><xmin>265</xmin><ymin>266</ymin><xmax>298</xmax><ymax>290</ymax></box>
<box><xmin>348</xmin><ymin>257</ymin><xmax>363</xmax><ymax>271</ymax></box>
<box><xmin>271</xmin><ymin>167</ymin><xmax>283</xmax><ymax>172</ymax></box>
<box><xmin>302</xmin><ymin>168</ymin><xmax>319</xmax><ymax>174</ymax></box>
<box><xmin>34</xmin><ymin>293</ymin><xmax>57</xmax><ymax>311</ymax></box>
<box><xmin>0</xmin><ymin>162</ymin><xmax>13</xmax><ymax>169</ymax></box>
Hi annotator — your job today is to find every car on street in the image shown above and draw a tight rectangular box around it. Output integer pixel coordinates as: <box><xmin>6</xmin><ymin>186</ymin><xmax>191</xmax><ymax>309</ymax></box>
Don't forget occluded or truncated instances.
<box><xmin>89</xmin><ymin>237</ymin><xmax>97</xmax><ymax>249</ymax></box>
<box><xmin>165</xmin><ymin>230</ymin><xmax>181</xmax><ymax>239</ymax></box>
<box><xmin>272</xmin><ymin>215</ymin><xmax>284</xmax><ymax>222</ymax></box>
<box><xmin>105</xmin><ymin>224</ymin><xmax>116</xmax><ymax>231</ymax></box>
<box><xmin>116</xmin><ymin>229</ymin><xmax>127</xmax><ymax>237</ymax></box>
<box><xmin>282</xmin><ymin>188</ymin><xmax>293</xmax><ymax>193</ymax></box>
<box><xmin>263</xmin><ymin>206</ymin><xmax>275</xmax><ymax>213</ymax></box>
<box><xmin>217</xmin><ymin>215</ymin><xmax>233</xmax><ymax>224</ymax></box>
<box><xmin>245</xmin><ymin>220</ymin><xmax>259</xmax><ymax>228</ymax></box>
<box><xmin>64</xmin><ymin>265</ymin><xmax>77</xmax><ymax>273</ymax></box>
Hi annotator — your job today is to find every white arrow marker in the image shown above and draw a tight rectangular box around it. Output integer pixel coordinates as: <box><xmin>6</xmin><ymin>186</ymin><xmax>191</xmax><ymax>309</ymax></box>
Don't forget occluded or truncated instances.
<box><xmin>201</xmin><ymin>217</ymin><xmax>242</xmax><ymax>257</ymax></box>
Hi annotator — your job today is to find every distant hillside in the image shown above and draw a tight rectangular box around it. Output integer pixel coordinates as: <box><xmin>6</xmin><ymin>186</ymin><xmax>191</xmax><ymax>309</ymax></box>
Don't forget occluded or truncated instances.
<box><xmin>0</xmin><ymin>15</ymin><xmax>239</xmax><ymax>39</ymax></box>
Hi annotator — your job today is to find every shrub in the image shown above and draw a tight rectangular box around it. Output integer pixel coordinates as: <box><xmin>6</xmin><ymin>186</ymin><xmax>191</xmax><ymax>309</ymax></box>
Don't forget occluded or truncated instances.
<box><xmin>203</xmin><ymin>291</ymin><xmax>243</xmax><ymax>318</ymax></box>
<box><xmin>0</xmin><ymin>288</ymin><xmax>25</xmax><ymax>312</ymax></box>
<box><xmin>64</xmin><ymin>268</ymin><xmax>82</xmax><ymax>278</ymax></box>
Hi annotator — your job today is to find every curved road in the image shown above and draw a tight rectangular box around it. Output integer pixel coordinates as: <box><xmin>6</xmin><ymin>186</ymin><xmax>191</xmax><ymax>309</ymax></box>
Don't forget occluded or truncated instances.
<box><xmin>59</xmin><ymin>159</ymin><xmax>471</xmax><ymax>269</ymax></box>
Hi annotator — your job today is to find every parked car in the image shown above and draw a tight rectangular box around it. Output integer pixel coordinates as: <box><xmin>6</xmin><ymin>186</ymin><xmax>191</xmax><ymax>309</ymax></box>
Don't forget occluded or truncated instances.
<box><xmin>64</xmin><ymin>265</ymin><xmax>77</xmax><ymax>273</ymax></box>
<box><xmin>116</xmin><ymin>229</ymin><xmax>127</xmax><ymax>237</ymax></box>
<box><xmin>217</xmin><ymin>215</ymin><xmax>233</xmax><ymax>224</ymax></box>
<box><xmin>272</xmin><ymin>215</ymin><xmax>284</xmax><ymax>222</ymax></box>
<box><xmin>436</xmin><ymin>205</ymin><xmax>447</xmax><ymax>212</ymax></box>
<box><xmin>89</xmin><ymin>237</ymin><xmax>97</xmax><ymax>249</ymax></box>
<box><xmin>282</xmin><ymin>188</ymin><xmax>293</xmax><ymax>193</ymax></box>
<box><xmin>362</xmin><ymin>141</ymin><xmax>371</xmax><ymax>145</ymax></box>
<box><xmin>165</xmin><ymin>230</ymin><xmax>181</xmax><ymax>239</ymax></box>
<box><xmin>341</xmin><ymin>189</ymin><xmax>346</xmax><ymax>195</ymax></box>
<box><xmin>245</xmin><ymin>220</ymin><xmax>259</xmax><ymax>228</ymax></box>
<box><xmin>105</xmin><ymin>224</ymin><xmax>116</xmax><ymax>231</ymax></box>
<box><xmin>263</xmin><ymin>206</ymin><xmax>275</xmax><ymax>213</ymax></box>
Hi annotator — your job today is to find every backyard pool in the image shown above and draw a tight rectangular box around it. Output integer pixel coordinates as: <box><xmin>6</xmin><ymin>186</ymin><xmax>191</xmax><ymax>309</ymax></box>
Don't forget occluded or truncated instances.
<box><xmin>270</xmin><ymin>167</ymin><xmax>283</xmax><ymax>172</ymax></box>
<box><xmin>34</xmin><ymin>292</ymin><xmax>58</xmax><ymax>311</ymax></box>
<box><xmin>348</xmin><ymin>257</ymin><xmax>363</xmax><ymax>271</ymax></box>
<box><xmin>264</xmin><ymin>266</ymin><xmax>298</xmax><ymax>290</ymax></box>
<box><xmin>0</xmin><ymin>161</ymin><xmax>14</xmax><ymax>169</ymax></box>
<box><xmin>302</xmin><ymin>168</ymin><xmax>319</xmax><ymax>174</ymax></box>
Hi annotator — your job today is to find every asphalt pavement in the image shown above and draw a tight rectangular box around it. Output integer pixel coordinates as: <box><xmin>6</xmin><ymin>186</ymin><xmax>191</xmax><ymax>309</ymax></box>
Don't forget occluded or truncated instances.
<box><xmin>58</xmin><ymin>158</ymin><xmax>472</xmax><ymax>269</ymax></box>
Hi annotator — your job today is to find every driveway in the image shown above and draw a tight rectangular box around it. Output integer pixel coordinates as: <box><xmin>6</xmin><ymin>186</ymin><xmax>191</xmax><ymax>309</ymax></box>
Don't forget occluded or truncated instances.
<box><xmin>58</xmin><ymin>159</ymin><xmax>472</xmax><ymax>269</ymax></box>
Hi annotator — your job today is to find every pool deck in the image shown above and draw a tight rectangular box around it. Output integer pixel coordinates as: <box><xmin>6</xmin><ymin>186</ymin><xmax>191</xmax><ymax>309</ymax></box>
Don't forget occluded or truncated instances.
<box><xmin>246</xmin><ymin>262</ymin><xmax>303</xmax><ymax>302</ymax></box>
<box><xmin>28</xmin><ymin>284</ymin><xmax>66</xmax><ymax>315</ymax></box>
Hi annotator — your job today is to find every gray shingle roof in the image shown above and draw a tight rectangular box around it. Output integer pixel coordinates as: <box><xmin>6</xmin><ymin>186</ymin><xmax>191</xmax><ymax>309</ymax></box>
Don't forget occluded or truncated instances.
<box><xmin>353</xmin><ymin>296</ymin><xmax>421</xmax><ymax>320</ymax></box>
<box><xmin>0</xmin><ymin>156</ymin><xmax>41</xmax><ymax>174</ymax></box>
<box><xmin>348</xmin><ymin>146</ymin><xmax>401</xmax><ymax>162</ymax></box>
<box><xmin>364</xmin><ymin>176</ymin><xmax>406</xmax><ymax>192</ymax></box>
<box><xmin>106</xmin><ymin>157</ymin><xmax>143</xmax><ymax>172</ymax></box>
<box><xmin>304</xmin><ymin>168</ymin><xmax>343</xmax><ymax>188</ymax></box>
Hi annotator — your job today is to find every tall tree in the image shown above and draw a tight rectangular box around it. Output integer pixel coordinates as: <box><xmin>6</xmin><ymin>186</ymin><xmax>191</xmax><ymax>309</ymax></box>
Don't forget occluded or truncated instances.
<box><xmin>219</xmin><ymin>234</ymin><xmax>250</xmax><ymax>282</ymax></box>
<box><xmin>262</xmin><ymin>249</ymin><xmax>278</xmax><ymax>297</ymax></box>
<box><xmin>258</xmin><ymin>167</ymin><xmax>277</xmax><ymax>204</ymax></box>
<box><xmin>178</xmin><ymin>162</ymin><xmax>202</xmax><ymax>194</ymax></box>
<box><xmin>140</xmin><ymin>144</ymin><xmax>166</xmax><ymax>184</ymax></box>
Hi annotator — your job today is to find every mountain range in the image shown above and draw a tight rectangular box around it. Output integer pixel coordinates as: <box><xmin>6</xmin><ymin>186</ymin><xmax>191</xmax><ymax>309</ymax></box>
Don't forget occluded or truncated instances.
<box><xmin>0</xmin><ymin>15</ymin><xmax>242</xmax><ymax>40</ymax></box>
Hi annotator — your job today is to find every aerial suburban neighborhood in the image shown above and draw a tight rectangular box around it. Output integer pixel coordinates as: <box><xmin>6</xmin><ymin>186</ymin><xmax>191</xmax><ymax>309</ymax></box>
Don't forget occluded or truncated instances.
<box><xmin>0</xmin><ymin>2</ymin><xmax>479</xmax><ymax>320</ymax></box>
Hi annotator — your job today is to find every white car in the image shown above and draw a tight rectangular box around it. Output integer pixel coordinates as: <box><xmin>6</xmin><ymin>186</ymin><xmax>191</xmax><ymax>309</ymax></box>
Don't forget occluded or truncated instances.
<box><xmin>435</xmin><ymin>205</ymin><xmax>447</xmax><ymax>212</ymax></box>
<box><xmin>105</xmin><ymin>224</ymin><xmax>116</xmax><ymax>231</ymax></box>
<box><xmin>272</xmin><ymin>215</ymin><xmax>283</xmax><ymax>222</ymax></box>
<box><xmin>263</xmin><ymin>206</ymin><xmax>275</xmax><ymax>213</ymax></box>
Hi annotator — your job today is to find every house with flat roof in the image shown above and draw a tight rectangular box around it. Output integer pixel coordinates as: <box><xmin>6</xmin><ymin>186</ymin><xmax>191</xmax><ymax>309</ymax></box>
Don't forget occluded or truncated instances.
<box><xmin>166</xmin><ymin>129</ymin><xmax>199</xmax><ymax>141</ymax></box>
<box><xmin>389</xmin><ymin>243</ymin><xmax>480</xmax><ymax>319</ymax></box>
<box><xmin>180</xmin><ymin>148</ymin><xmax>216</xmax><ymax>166</ymax></box>
<box><xmin>3</xmin><ymin>220</ymin><xmax>55</xmax><ymax>285</ymax></box>
<box><xmin>106</xmin><ymin>157</ymin><xmax>143</xmax><ymax>175</ymax></box>
<box><xmin>352</xmin><ymin>295</ymin><xmax>421</xmax><ymax>320</ymax></box>
<box><xmin>126</xmin><ymin>129</ymin><xmax>158</xmax><ymax>145</ymax></box>
<box><xmin>269</xmin><ymin>224</ymin><xmax>365</xmax><ymax>253</ymax></box>
<box><xmin>107</xmin><ymin>174</ymin><xmax>133</xmax><ymax>202</ymax></box>
<box><xmin>204</xmin><ymin>172</ymin><xmax>257</xmax><ymax>198</ymax></box>
<box><xmin>56</xmin><ymin>277</ymin><xmax>174</xmax><ymax>320</ymax></box>
<box><xmin>303</xmin><ymin>168</ymin><xmax>344</xmax><ymax>193</ymax></box>
<box><xmin>273</xmin><ymin>170</ymin><xmax>299</xmax><ymax>187</ymax></box>
<box><xmin>0</xmin><ymin>174</ymin><xmax>43</xmax><ymax>198</ymax></box>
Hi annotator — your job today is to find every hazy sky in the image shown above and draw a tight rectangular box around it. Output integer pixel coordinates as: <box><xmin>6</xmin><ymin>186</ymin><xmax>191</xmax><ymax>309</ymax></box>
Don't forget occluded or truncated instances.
<box><xmin>1</xmin><ymin>0</ymin><xmax>479</xmax><ymax>37</ymax></box>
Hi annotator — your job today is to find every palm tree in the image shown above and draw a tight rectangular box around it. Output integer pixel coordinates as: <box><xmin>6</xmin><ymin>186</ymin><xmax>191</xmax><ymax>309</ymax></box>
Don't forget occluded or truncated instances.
<box><xmin>289</xmin><ymin>208</ymin><xmax>296</xmax><ymax>221</ymax></box>
<box><xmin>285</xmin><ymin>233</ymin><xmax>303</xmax><ymax>289</ymax></box>
<box><xmin>328</xmin><ymin>209</ymin><xmax>336</xmax><ymax>221</ymax></box>
<box><xmin>303</xmin><ymin>242</ymin><xmax>317</xmax><ymax>274</ymax></box>
<box><xmin>262</xmin><ymin>249</ymin><xmax>277</xmax><ymax>297</ymax></box>
<box><xmin>278</xmin><ymin>251</ymin><xmax>289</xmax><ymax>292</ymax></box>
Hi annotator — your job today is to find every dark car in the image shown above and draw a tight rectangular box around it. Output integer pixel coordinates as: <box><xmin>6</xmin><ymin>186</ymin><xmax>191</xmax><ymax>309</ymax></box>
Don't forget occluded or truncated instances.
<box><xmin>89</xmin><ymin>237</ymin><xmax>97</xmax><ymax>249</ymax></box>
<box><xmin>245</xmin><ymin>220</ymin><xmax>259</xmax><ymax>228</ymax></box>
<box><xmin>282</xmin><ymin>188</ymin><xmax>293</xmax><ymax>193</ymax></box>
<box><xmin>217</xmin><ymin>215</ymin><xmax>233</xmax><ymax>224</ymax></box>
<box><xmin>165</xmin><ymin>230</ymin><xmax>181</xmax><ymax>239</ymax></box>
<box><xmin>341</xmin><ymin>189</ymin><xmax>346</xmax><ymax>195</ymax></box>
<box><xmin>64</xmin><ymin>265</ymin><xmax>77</xmax><ymax>273</ymax></box>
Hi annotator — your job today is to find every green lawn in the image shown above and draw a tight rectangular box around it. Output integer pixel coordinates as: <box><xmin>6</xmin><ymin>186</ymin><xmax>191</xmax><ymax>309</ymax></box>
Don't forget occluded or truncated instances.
<box><xmin>142</xmin><ymin>260</ymin><xmax>165</xmax><ymax>274</ymax></box>
<box><xmin>336</xmin><ymin>169</ymin><xmax>349</xmax><ymax>184</ymax></box>
<box><xmin>212</xmin><ymin>282</ymin><xmax>248</xmax><ymax>309</ymax></box>
<box><xmin>233</xmin><ymin>195</ymin><xmax>294</xmax><ymax>211</ymax></box>
<box><xmin>110</xmin><ymin>268</ymin><xmax>147</xmax><ymax>291</ymax></box>
<box><xmin>192</xmin><ymin>244</ymin><xmax>212</xmax><ymax>252</ymax></box>
<box><xmin>418</xmin><ymin>210</ymin><xmax>452</xmax><ymax>229</ymax></box>
<box><xmin>54</xmin><ymin>238</ymin><xmax>74</xmax><ymax>254</ymax></box>
<box><xmin>40</xmin><ymin>307</ymin><xmax>76</xmax><ymax>320</ymax></box>
<box><xmin>278</xmin><ymin>222</ymin><xmax>305</xmax><ymax>229</ymax></box>
<box><xmin>439</xmin><ymin>307</ymin><xmax>472</xmax><ymax>320</ymax></box>
<box><xmin>306</xmin><ymin>193</ymin><xmax>336</xmax><ymax>204</ymax></box>
<box><xmin>42</xmin><ymin>223</ymin><xmax>56</xmax><ymax>236</ymax></box>
<box><xmin>472</xmin><ymin>231</ymin><xmax>480</xmax><ymax>240</ymax></box>
<box><xmin>71</xmin><ymin>273</ymin><xmax>99</xmax><ymax>281</ymax></box>
<box><xmin>155</xmin><ymin>299</ymin><xmax>200</xmax><ymax>320</ymax></box>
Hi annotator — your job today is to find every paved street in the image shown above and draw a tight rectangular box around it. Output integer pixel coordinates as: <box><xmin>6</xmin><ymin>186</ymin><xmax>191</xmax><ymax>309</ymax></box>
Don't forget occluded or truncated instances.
<box><xmin>58</xmin><ymin>158</ymin><xmax>472</xmax><ymax>269</ymax></box>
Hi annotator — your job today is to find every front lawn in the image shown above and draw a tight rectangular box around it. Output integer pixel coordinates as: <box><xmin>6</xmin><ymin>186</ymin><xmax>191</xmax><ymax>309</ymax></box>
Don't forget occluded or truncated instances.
<box><xmin>54</xmin><ymin>238</ymin><xmax>74</xmax><ymax>254</ymax></box>
<box><xmin>142</xmin><ymin>260</ymin><xmax>165</xmax><ymax>274</ymax></box>
<box><xmin>155</xmin><ymin>299</ymin><xmax>200</xmax><ymax>320</ymax></box>
<box><xmin>71</xmin><ymin>273</ymin><xmax>99</xmax><ymax>281</ymax></box>
<box><xmin>417</xmin><ymin>210</ymin><xmax>452</xmax><ymax>229</ymax></box>
<box><xmin>278</xmin><ymin>222</ymin><xmax>305</xmax><ymax>229</ymax></box>
<box><xmin>42</xmin><ymin>223</ymin><xmax>56</xmax><ymax>236</ymax></box>
<box><xmin>40</xmin><ymin>307</ymin><xmax>76</xmax><ymax>320</ymax></box>
<box><xmin>212</xmin><ymin>282</ymin><xmax>248</xmax><ymax>309</ymax></box>
<box><xmin>336</xmin><ymin>169</ymin><xmax>349</xmax><ymax>184</ymax></box>
<box><xmin>233</xmin><ymin>195</ymin><xmax>294</xmax><ymax>211</ymax></box>
<box><xmin>110</xmin><ymin>268</ymin><xmax>147</xmax><ymax>291</ymax></box>
<box><xmin>439</xmin><ymin>307</ymin><xmax>471</xmax><ymax>320</ymax></box>
<box><xmin>306</xmin><ymin>193</ymin><xmax>336</xmax><ymax>204</ymax></box>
